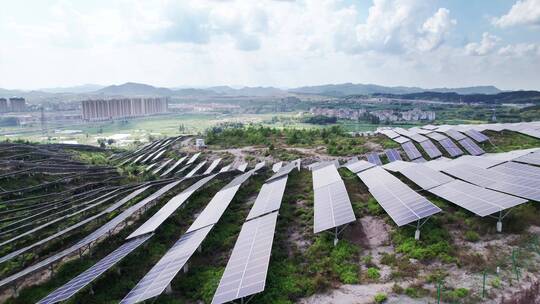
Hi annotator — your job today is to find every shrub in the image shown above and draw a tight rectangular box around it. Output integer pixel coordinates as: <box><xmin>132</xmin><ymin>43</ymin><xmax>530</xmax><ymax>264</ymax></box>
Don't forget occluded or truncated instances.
<box><xmin>374</xmin><ymin>293</ymin><xmax>388</xmax><ymax>303</ymax></box>
<box><xmin>367</xmin><ymin>197</ymin><xmax>383</xmax><ymax>215</ymax></box>
<box><xmin>392</xmin><ymin>284</ymin><xmax>404</xmax><ymax>294</ymax></box>
<box><xmin>405</xmin><ymin>287</ymin><xmax>419</xmax><ymax>298</ymax></box>
<box><xmin>464</xmin><ymin>231</ymin><xmax>480</xmax><ymax>242</ymax></box>
<box><xmin>490</xmin><ymin>277</ymin><xmax>502</xmax><ymax>288</ymax></box>
<box><xmin>366</xmin><ymin>267</ymin><xmax>381</xmax><ymax>280</ymax></box>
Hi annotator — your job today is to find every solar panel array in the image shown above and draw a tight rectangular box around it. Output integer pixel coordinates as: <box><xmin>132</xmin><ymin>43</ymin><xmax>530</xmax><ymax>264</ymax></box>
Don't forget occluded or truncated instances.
<box><xmin>439</xmin><ymin>138</ymin><xmax>464</xmax><ymax>157</ymax></box>
<box><xmin>345</xmin><ymin>160</ymin><xmax>375</xmax><ymax>173</ymax></box>
<box><xmin>399</xmin><ymin>164</ymin><xmax>454</xmax><ymax>190</ymax></box>
<box><xmin>458</xmin><ymin>138</ymin><xmax>485</xmax><ymax>156</ymax></box>
<box><xmin>463</xmin><ymin>129</ymin><xmax>489</xmax><ymax>143</ymax></box>
<box><xmin>385</xmin><ymin>149</ymin><xmax>402</xmax><ymax>162</ymax></box>
<box><xmin>490</xmin><ymin>162</ymin><xmax>540</xmax><ymax>180</ymax></box>
<box><xmin>429</xmin><ymin>180</ymin><xmax>527</xmax><ymax>217</ymax></box>
<box><xmin>119</xmin><ymin>226</ymin><xmax>213</xmax><ymax>304</ymax></box>
<box><xmin>312</xmin><ymin>164</ymin><xmax>356</xmax><ymax>233</ymax></box>
<box><xmin>212</xmin><ymin>212</ymin><xmax>279</xmax><ymax>304</ymax></box>
<box><xmin>37</xmin><ymin>234</ymin><xmax>153</xmax><ymax>304</ymax></box>
<box><xmin>420</xmin><ymin>140</ymin><xmax>443</xmax><ymax>159</ymax></box>
<box><xmin>128</xmin><ymin>174</ymin><xmax>218</xmax><ymax>239</ymax></box>
<box><xmin>367</xmin><ymin>152</ymin><xmax>382</xmax><ymax>165</ymax></box>
<box><xmin>357</xmin><ymin>167</ymin><xmax>441</xmax><ymax>226</ymax></box>
<box><xmin>401</xmin><ymin>141</ymin><xmax>422</xmax><ymax>160</ymax></box>
<box><xmin>0</xmin><ymin>181</ymin><xmax>180</xmax><ymax>288</ymax></box>
<box><xmin>443</xmin><ymin>164</ymin><xmax>540</xmax><ymax>201</ymax></box>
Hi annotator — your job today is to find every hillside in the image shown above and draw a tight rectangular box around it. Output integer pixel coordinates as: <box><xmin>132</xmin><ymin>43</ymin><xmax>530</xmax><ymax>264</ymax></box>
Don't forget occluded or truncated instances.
<box><xmin>373</xmin><ymin>90</ymin><xmax>540</xmax><ymax>104</ymax></box>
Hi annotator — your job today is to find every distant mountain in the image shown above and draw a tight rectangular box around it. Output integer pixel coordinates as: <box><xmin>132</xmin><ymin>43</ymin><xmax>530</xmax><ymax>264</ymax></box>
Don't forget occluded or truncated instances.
<box><xmin>95</xmin><ymin>82</ymin><xmax>174</xmax><ymax>96</ymax></box>
<box><xmin>39</xmin><ymin>84</ymin><xmax>106</xmax><ymax>94</ymax></box>
<box><xmin>372</xmin><ymin>91</ymin><xmax>540</xmax><ymax>104</ymax></box>
<box><xmin>289</xmin><ymin>83</ymin><xmax>502</xmax><ymax>96</ymax></box>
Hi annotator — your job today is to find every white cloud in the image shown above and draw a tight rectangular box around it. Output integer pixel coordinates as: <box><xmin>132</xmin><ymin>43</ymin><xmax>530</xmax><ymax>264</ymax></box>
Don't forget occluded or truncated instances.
<box><xmin>498</xmin><ymin>43</ymin><xmax>540</xmax><ymax>56</ymax></box>
<box><xmin>417</xmin><ymin>8</ymin><xmax>457</xmax><ymax>52</ymax></box>
<box><xmin>465</xmin><ymin>32</ymin><xmax>501</xmax><ymax>56</ymax></box>
<box><xmin>493</xmin><ymin>0</ymin><xmax>540</xmax><ymax>28</ymax></box>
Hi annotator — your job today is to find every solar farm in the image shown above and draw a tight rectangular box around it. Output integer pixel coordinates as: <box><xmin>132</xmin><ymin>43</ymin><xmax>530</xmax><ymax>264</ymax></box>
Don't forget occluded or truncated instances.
<box><xmin>2</xmin><ymin>122</ymin><xmax>540</xmax><ymax>303</ymax></box>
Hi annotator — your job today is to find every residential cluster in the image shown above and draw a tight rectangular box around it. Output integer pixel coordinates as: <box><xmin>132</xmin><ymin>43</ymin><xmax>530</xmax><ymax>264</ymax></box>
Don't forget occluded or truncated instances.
<box><xmin>0</xmin><ymin>97</ymin><xmax>27</xmax><ymax>113</ymax></box>
<box><xmin>81</xmin><ymin>97</ymin><xmax>168</xmax><ymax>121</ymax></box>
<box><xmin>310</xmin><ymin>107</ymin><xmax>435</xmax><ymax>122</ymax></box>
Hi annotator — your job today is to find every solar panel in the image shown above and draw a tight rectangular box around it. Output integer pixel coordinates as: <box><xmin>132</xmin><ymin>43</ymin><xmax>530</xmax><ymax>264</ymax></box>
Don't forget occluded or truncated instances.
<box><xmin>246</xmin><ymin>177</ymin><xmax>288</xmax><ymax>220</ymax></box>
<box><xmin>160</xmin><ymin>156</ymin><xmax>188</xmax><ymax>177</ymax></box>
<box><xmin>425</xmin><ymin>132</ymin><xmax>447</xmax><ymax>141</ymax></box>
<box><xmin>382</xmin><ymin>160</ymin><xmax>413</xmax><ymax>172</ymax></box>
<box><xmin>420</xmin><ymin>140</ymin><xmax>442</xmax><ymax>159</ymax></box>
<box><xmin>37</xmin><ymin>234</ymin><xmax>153</xmax><ymax>304</ymax></box>
<box><xmin>439</xmin><ymin>138</ymin><xmax>464</xmax><ymax>157</ymax></box>
<box><xmin>399</xmin><ymin>164</ymin><xmax>454</xmax><ymax>190</ymax></box>
<box><xmin>272</xmin><ymin>162</ymin><xmax>283</xmax><ymax>173</ymax></box>
<box><xmin>401</xmin><ymin>141</ymin><xmax>422</xmax><ymax>160</ymax></box>
<box><xmin>463</xmin><ymin>129</ymin><xmax>489</xmax><ymax>143</ymax></box>
<box><xmin>186</xmin><ymin>152</ymin><xmax>201</xmax><ymax>165</ymax></box>
<box><xmin>393</xmin><ymin>136</ymin><xmax>410</xmax><ymax>144</ymax></box>
<box><xmin>412</xmin><ymin>157</ymin><xmax>427</xmax><ymax>163</ymax></box>
<box><xmin>267</xmin><ymin>160</ymin><xmax>300</xmax><ymax>182</ymax></box>
<box><xmin>490</xmin><ymin>162</ymin><xmax>540</xmax><ymax>180</ymax></box>
<box><xmin>152</xmin><ymin>159</ymin><xmax>173</xmax><ymax>175</ymax></box>
<box><xmin>211</xmin><ymin>212</ymin><xmax>278</xmax><ymax>304</ymax></box>
<box><xmin>254</xmin><ymin>161</ymin><xmax>266</xmax><ymax>171</ymax></box>
<box><xmin>345</xmin><ymin>160</ymin><xmax>375</xmax><ymax>173</ymax></box>
<box><xmin>119</xmin><ymin>225</ymin><xmax>213</xmax><ymax>304</ymax></box>
<box><xmin>379</xmin><ymin>129</ymin><xmax>400</xmax><ymax>139</ymax></box>
<box><xmin>237</xmin><ymin>163</ymin><xmax>248</xmax><ymax>172</ymax></box>
<box><xmin>145</xmin><ymin>162</ymin><xmax>159</xmax><ymax>172</ymax></box>
<box><xmin>357</xmin><ymin>167</ymin><xmax>441</xmax><ymax>226</ymax></box>
<box><xmin>443</xmin><ymin>129</ymin><xmax>467</xmax><ymax>141</ymax></box>
<box><xmin>409</xmin><ymin>133</ymin><xmax>429</xmax><ymax>143</ymax></box>
<box><xmin>514</xmin><ymin>151</ymin><xmax>540</xmax><ymax>166</ymax></box>
<box><xmin>203</xmin><ymin>158</ymin><xmax>222</xmax><ymax>175</ymax></box>
<box><xmin>458</xmin><ymin>138</ymin><xmax>485</xmax><ymax>156</ymax></box>
<box><xmin>366</xmin><ymin>153</ymin><xmax>382</xmax><ymax>165</ymax></box>
<box><xmin>219</xmin><ymin>164</ymin><xmax>232</xmax><ymax>173</ymax></box>
<box><xmin>422</xmin><ymin>125</ymin><xmax>439</xmax><ymax>131</ymax></box>
<box><xmin>518</xmin><ymin>129</ymin><xmax>540</xmax><ymax>139</ymax></box>
<box><xmin>429</xmin><ymin>180</ymin><xmax>527</xmax><ymax>217</ymax></box>
<box><xmin>312</xmin><ymin>165</ymin><xmax>356</xmax><ymax>233</ymax></box>
<box><xmin>151</xmin><ymin>149</ymin><xmax>167</xmax><ymax>162</ymax></box>
<box><xmin>185</xmin><ymin>161</ymin><xmax>207</xmax><ymax>178</ymax></box>
<box><xmin>128</xmin><ymin>175</ymin><xmax>218</xmax><ymax>239</ymax></box>
<box><xmin>385</xmin><ymin>149</ymin><xmax>402</xmax><ymax>162</ymax></box>
<box><xmin>443</xmin><ymin>164</ymin><xmax>540</xmax><ymax>201</ymax></box>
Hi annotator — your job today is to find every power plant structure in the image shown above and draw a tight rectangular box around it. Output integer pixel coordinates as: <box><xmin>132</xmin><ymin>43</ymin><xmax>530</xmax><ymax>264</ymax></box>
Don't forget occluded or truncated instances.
<box><xmin>81</xmin><ymin>98</ymin><xmax>168</xmax><ymax>121</ymax></box>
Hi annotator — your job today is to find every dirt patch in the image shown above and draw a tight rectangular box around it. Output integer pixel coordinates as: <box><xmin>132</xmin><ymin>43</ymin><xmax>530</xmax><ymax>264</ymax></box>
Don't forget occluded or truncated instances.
<box><xmin>357</xmin><ymin>216</ymin><xmax>391</xmax><ymax>248</ymax></box>
<box><xmin>299</xmin><ymin>283</ymin><xmax>395</xmax><ymax>304</ymax></box>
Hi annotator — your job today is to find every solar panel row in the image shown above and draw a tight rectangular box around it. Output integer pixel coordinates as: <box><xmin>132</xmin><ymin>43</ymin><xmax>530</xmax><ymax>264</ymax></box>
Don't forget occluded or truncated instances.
<box><xmin>420</xmin><ymin>140</ymin><xmax>443</xmax><ymax>159</ymax></box>
<box><xmin>438</xmin><ymin>138</ymin><xmax>464</xmax><ymax>157</ymax></box>
<box><xmin>463</xmin><ymin>129</ymin><xmax>489</xmax><ymax>143</ymax></box>
<box><xmin>514</xmin><ymin>151</ymin><xmax>540</xmax><ymax>166</ymax></box>
<box><xmin>367</xmin><ymin>153</ymin><xmax>382</xmax><ymax>165</ymax></box>
<box><xmin>345</xmin><ymin>160</ymin><xmax>375</xmax><ymax>173</ymax></box>
<box><xmin>385</xmin><ymin>149</ymin><xmax>402</xmax><ymax>162</ymax></box>
<box><xmin>160</xmin><ymin>156</ymin><xmax>188</xmax><ymax>177</ymax></box>
<box><xmin>443</xmin><ymin>129</ymin><xmax>466</xmax><ymax>141</ymax></box>
<box><xmin>203</xmin><ymin>158</ymin><xmax>222</xmax><ymax>175</ymax></box>
<box><xmin>399</xmin><ymin>164</ymin><xmax>454</xmax><ymax>190</ymax></box>
<box><xmin>393</xmin><ymin>136</ymin><xmax>411</xmax><ymax>144</ymax></box>
<box><xmin>211</xmin><ymin>212</ymin><xmax>278</xmax><ymax>304</ymax></box>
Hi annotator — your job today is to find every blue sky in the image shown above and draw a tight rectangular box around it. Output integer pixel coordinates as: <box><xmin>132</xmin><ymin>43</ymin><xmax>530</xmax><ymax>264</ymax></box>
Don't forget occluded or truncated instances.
<box><xmin>0</xmin><ymin>0</ymin><xmax>539</xmax><ymax>90</ymax></box>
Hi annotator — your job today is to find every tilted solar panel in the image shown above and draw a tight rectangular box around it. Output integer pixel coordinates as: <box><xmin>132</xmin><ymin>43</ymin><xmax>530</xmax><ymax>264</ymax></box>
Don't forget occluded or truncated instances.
<box><xmin>514</xmin><ymin>151</ymin><xmax>540</xmax><ymax>166</ymax></box>
<box><xmin>393</xmin><ymin>136</ymin><xmax>411</xmax><ymax>144</ymax></box>
<box><xmin>425</xmin><ymin>132</ymin><xmax>447</xmax><ymax>141</ymax></box>
<box><xmin>37</xmin><ymin>234</ymin><xmax>153</xmax><ymax>304</ymax></box>
<box><xmin>409</xmin><ymin>133</ymin><xmax>429</xmax><ymax>143</ymax></box>
<box><xmin>463</xmin><ymin>129</ymin><xmax>489</xmax><ymax>143</ymax></box>
<box><xmin>211</xmin><ymin>212</ymin><xmax>279</xmax><ymax>304</ymax></box>
<box><xmin>420</xmin><ymin>140</ymin><xmax>443</xmax><ymax>159</ymax></box>
<box><xmin>184</xmin><ymin>161</ymin><xmax>207</xmax><ymax>178</ymax></box>
<box><xmin>458</xmin><ymin>138</ymin><xmax>485</xmax><ymax>156</ymax></box>
<box><xmin>186</xmin><ymin>152</ymin><xmax>201</xmax><ymax>165</ymax></box>
<box><xmin>345</xmin><ymin>160</ymin><xmax>375</xmax><ymax>173</ymax></box>
<box><xmin>119</xmin><ymin>226</ymin><xmax>213</xmax><ymax>304</ymax></box>
<box><xmin>272</xmin><ymin>162</ymin><xmax>283</xmax><ymax>173</ymax></box>
<box><xmin>313</xmin><ymin>181</ymin><xmax>356</xmax><ymax>233</ymax></box>
<box><xmin>443</xmin><ymin>129</ymin><xmax>467</xmax><ymax>141</ymax></box>
<box><xmin>399</xmin><ymin>164</ymin><xmax>454</xmax><ymax>190</ymax></box>
<box><xmin>312</xmin><ymin>163</ymin><xmax>343</xmax><ymax>188</ymax></box>
<box><xmin>246</xmin><ymin>176</ymin><xmax>288</xmax><ymax>221</ymax></box>
<box><xmin>490</xmin><ymin>161</ymin><xmax>540</xmax><ymax>180</ymax></box>
<box><xmin>439</xmin><ymin>138</ymin><xmax>464</xmax><ymax>157</ymax></box>
<box><xmin>204</xmin><ymin>158</ymin><xmax>222</xmax><ymax>175</ymax></box>
<box><xmin>367</xmin><ymin>153</ymin><xmax>382</xmax><ymax>165</ymax></box>
<box><xmin>412</xmin><ymin>157</ymin><xmax>427</xmax><ymax>163</ymax></box>
<box><xmin>160</xmin><ymin>156</ymin><xmax>188</xmax><ymax>177</ymax></box>
<box><xmin>429</xmin><ymin>180</ymin><xmax>527</xmax><ymax>217</ymax></box>
<box><xmin>357</xmin><ymin>167</ymin><xmax>441</xmax><ymax>226</ymax></box>
<box><xmin>401</xmin><ymin>141</ymin><xmax>422</xmax><ymax>160</ymax></box>
<box><xmin>237</xmin><ymin>163</ymin><xmax>248</xmax><ymax>172</ymax></box>
<box><xmin>152</xmin><ymin>159</ymin><xmax>173</xmax><ymax>175</ymax></box>
<box><xmin>385</xmin><ymin>149</ymin><xmax>402</xmax><ymax>162</ymax></box>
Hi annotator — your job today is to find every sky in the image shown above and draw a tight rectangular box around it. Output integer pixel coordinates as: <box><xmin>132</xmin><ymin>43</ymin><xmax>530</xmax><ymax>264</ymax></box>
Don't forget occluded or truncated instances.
<box><xmin>1</xmin><ymin>0</ymin><xmax>539</xmax><ymax>91</ymax></box>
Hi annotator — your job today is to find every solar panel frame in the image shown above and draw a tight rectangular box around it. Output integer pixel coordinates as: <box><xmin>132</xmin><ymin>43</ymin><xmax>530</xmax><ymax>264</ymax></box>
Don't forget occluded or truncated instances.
<box><xmin>401</xmin><ymin>141</ymin><xmax>422</xmax><ymax>160</ymax></box>
<box><xmin>211</xmin><ymin>212</ymin><xmax>279</xmax><ymax>304</ymax></box>
<box><xmin>246</xmin><ymin>176</ymin><xmax>288</xmax><ymax>221</ymax></box>
<box><xmin>37</xmin><ymin>234</ymin><xmax>153</xmax><ymax>304</ymax></box>
<box><xmin>419</xmin><ymin>140</ymin><xmax>443</xmax><ymax>159</ymax></box>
